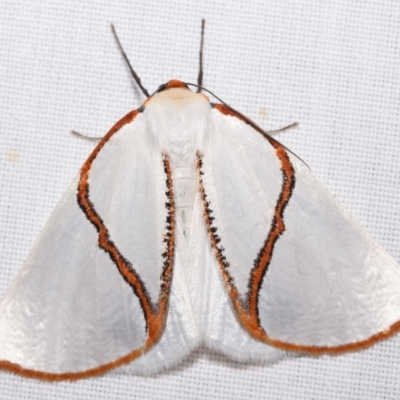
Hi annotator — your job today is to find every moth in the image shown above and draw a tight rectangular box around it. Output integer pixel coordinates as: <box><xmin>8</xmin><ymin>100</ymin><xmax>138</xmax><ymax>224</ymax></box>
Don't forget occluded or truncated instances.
<box><xmin>0</xmin><ymin>21</ymin><xmax>400</xmax><ymax>380</ymax></box>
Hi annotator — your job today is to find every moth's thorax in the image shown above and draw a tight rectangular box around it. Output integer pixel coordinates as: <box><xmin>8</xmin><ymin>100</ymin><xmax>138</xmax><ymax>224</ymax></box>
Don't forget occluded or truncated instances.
<box><xmin>144</xmin><ymin>87</ymin><xmax>211</xmax><ymax>165</ymax></box>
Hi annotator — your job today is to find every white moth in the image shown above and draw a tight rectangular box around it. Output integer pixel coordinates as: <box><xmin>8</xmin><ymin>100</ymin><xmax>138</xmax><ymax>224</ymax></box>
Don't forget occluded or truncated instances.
<box><xmin>1</xmin><ymin>22</ymin><xmax>400</xmax><ymax>381</ymax></box>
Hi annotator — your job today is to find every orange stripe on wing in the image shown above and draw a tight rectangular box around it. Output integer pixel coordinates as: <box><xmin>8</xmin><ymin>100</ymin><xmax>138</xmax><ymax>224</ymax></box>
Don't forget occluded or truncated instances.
<box><xmin>77</xmin><ymin>109</ymin><xmax>154</xmax><ymax>328</ymax></box>
<box><xmin>262</xmin><ymin>318</ymin><xmax>400</xmax><ymax>355</ymax></box>
<box><xmin>0</xmin><ymin>348</ymin><xmax>143</xmax><ymax>381</ymax></box>
<box><xmin>213</xmin><ymin>103</ymin><xmax>245</xmax><ymax>121</ymax></box>
<box><xmin>247</xmin><ymin>141</ymin><xmax>295</xmax><ymax>337</ymax></box>
<box><xmin>146</xmin><ymin>155</ymin><xmax>176</xmax><ymax>349</ymax></box>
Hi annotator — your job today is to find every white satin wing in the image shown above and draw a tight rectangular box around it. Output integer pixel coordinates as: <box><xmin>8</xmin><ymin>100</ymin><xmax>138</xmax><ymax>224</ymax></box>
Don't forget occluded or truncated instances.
<box><xmin>262</xmin><ymin>156</ymin><xmax>400</xmax><ymax>349</ymax></box>
<box><xmin>200</xmin><ymin>107</ymin><xmax>400</xmax><ymax>352</ymax></box>
<box><xmin>0</xmin><ymin>111</ymin><xmax>176</xmax><ymax>377</ymax></box>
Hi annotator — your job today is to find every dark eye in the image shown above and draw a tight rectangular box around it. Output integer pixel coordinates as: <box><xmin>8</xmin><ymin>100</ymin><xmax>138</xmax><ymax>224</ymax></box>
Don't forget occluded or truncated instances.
<box><xmin>157</xmin><ymin>83</ymin><xmax>168</xmax><ymax>92</ymax></box>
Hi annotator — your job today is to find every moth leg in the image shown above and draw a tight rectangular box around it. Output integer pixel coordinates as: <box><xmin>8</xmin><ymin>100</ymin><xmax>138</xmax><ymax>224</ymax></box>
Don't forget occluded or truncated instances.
<box><xmin>265</xmin><ymin>122</ymin><xmax>298</xmax><ymax>136</ymax></box>
<box><xmin>71</xmin><ymin>130</ymin><xmax>103</xmax><ymax>141</ymax></box>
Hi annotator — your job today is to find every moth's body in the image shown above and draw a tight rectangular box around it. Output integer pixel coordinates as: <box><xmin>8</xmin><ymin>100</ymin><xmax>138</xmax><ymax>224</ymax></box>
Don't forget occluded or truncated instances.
<box><xmin>144</xmin><ymin>86</ymin><xmax>210</xmax><ymax>243</ymax></box>
<box><xmin>1</xmin><ymin>80</ymin><xmax>400</xmax><ymax>380</ymax></box>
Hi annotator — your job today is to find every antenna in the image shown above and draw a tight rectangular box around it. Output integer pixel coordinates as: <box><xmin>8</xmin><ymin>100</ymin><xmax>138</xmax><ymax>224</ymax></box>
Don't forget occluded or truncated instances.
<box><xmin>196</xmin><ymin>19</ymin><xmax>205</xmax><ymax>93</ymax></box>
<box><xmin>110</xmin><ymin>23</ymin><xmax>150</xmax><ymax>98</ymax></box>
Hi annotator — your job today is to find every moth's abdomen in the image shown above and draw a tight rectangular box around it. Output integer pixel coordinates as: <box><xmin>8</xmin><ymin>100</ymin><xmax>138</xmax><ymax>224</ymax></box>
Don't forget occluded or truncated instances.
<box><xmin>173</xmin><ymin>165</ymin><xmax>198</xmax><ymax>244</ymax></box>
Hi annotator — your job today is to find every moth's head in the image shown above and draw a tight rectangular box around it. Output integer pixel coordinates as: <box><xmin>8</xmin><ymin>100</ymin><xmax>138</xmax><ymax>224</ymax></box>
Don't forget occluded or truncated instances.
<box><xmin>155</xmin><ymin>80</ymin><xmax>189</xmax><ymax>93</ymax></box>
<box><xmin>144</xmin><ymin>80</ymin><xmax>209</xmax><ymax>107</ymax></box>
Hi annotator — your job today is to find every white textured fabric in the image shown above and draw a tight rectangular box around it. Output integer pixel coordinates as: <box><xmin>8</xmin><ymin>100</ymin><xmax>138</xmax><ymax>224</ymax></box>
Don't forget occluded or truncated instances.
<box><xmin>0</xmin><ymin>1</ymin><xmax>399</xmax><ymax>399</ymax></box>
